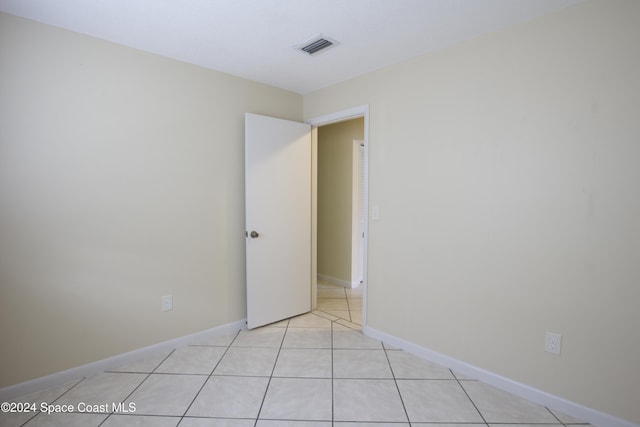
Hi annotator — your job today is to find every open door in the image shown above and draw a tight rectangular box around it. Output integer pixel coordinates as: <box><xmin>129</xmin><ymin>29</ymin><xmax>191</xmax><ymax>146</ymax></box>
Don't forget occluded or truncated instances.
<box><xmin>245</xmin><ymin>113</ymin><xmax>312</xmax><ymax>329</ymax></box>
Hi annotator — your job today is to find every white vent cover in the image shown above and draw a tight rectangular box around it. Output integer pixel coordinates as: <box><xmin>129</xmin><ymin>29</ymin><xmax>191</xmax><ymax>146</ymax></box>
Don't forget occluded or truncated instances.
<box><xmin>295</xmin><ymin>34</ymin><xmax>339</xmax><ymax>55</ymax></box>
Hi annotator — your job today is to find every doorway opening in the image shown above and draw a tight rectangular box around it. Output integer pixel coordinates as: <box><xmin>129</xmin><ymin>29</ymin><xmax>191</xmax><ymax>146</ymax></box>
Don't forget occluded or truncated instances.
<box><xmin>307</xmin><ymin>105</ymin><xmax>369</xmax><ymax>328</ymax></box>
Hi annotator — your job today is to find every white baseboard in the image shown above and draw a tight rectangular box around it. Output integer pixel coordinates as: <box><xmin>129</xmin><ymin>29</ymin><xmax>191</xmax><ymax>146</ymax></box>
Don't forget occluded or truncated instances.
<box><xmin>0</xmin><ymin>319</ymin><xmax>246</xmax><ymax>402</ymax></box>
<box><xmin>363</xmin><ymin>325</ymin><xmax>639</xmax><ymax>427</ymax></box>
<box><xmin>317</xmin><ymin>274</ymin><xmax>357</xmax><ymax>288</ymax></box>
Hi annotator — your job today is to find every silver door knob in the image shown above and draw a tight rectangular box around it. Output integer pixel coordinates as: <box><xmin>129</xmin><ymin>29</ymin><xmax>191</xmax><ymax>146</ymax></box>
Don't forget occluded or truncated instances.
<box><xmin>250</xmin><ymin>230</ymin><xmax>259</xmax><ymax>238</ymax></box>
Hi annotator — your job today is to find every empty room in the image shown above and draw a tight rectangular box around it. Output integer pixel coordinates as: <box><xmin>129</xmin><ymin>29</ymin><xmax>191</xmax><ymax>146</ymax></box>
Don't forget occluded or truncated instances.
<box><xmin>1</xmin><ymin>1</ymin><xmax>639</xmax><ymax>426</ymax></box>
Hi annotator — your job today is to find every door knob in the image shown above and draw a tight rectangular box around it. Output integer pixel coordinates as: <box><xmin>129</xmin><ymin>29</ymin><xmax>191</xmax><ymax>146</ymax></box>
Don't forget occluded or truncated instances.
<box><xmin>250</xmin><ymin>230</ymin><xmax>259</xmax><ymax>238</ymax></box>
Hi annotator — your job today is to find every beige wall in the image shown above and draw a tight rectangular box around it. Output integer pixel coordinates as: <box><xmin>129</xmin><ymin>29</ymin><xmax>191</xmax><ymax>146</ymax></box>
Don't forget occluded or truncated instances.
<box><xmin>317</xmin><ymin>118</ymin><xmax>364</xmax><ymax>284</ymax></box>
<box><xmin>305</xmin><ymin>0</ymin><xmax>639</xmax><ymax>424</ymax></box>
<box><xmin>0</xmin><ymin>13</ymin><xmax>301</xmax><ymax>387</ymax></box>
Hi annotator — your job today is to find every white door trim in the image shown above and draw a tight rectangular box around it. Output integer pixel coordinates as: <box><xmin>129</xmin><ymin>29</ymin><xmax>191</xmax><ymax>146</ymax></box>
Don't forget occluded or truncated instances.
<box><xmin>306</xmin><ymin>105</ymin><xmax>369</xmax><ymax>326</ymax></box>
<box><xmin>352</xmin><ymin>139</ymin><xmax>365</xmax><ymax>286</ymax></box>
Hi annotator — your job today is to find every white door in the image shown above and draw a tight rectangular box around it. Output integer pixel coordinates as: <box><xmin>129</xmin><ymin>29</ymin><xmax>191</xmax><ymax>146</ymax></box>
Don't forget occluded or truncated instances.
<box><xmin>245</xmin><ymin>113</ymin><xmax>312</xmax><ymax>329</ymax></box>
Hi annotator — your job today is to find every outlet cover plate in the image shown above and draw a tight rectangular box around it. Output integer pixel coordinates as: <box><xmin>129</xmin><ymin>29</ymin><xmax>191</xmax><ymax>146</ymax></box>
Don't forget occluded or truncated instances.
<box><xmin>545</xmin><ymin>332</ymin><xmax>562</xmax><ymax>355</ymax></box>
<box><xmin>161</xmin><ymin>295</ymin><xmax>173</xmax><ymax>312</ymax></box>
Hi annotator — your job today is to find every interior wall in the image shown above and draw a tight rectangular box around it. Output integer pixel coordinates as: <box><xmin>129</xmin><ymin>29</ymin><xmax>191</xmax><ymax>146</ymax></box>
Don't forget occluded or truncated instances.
<box><xmin>317</xmin><ymin>118</ymin><xmax>364</xmax><ymax>285</ymax></box>
<box><xmin>0</xmin><ymin>12</ymin><xmax>302</xmax><ymax>388</ymax></box>
<box><xmin>304</xmin><ymin>0</ymin><xmax>640</xmax><ymax>424</ymax></box>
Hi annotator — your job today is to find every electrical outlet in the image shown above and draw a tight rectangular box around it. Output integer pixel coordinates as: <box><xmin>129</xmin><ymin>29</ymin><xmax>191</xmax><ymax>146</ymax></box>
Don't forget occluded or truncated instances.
<box><xmin>545</xmin><ymin>332</ymin><xmax>562</xmax><ymax>355</ymax></box>
<box><xmin>161</xmin><ymin>295</ymin><xmax>173</xmax><ymax>312</ymax></box>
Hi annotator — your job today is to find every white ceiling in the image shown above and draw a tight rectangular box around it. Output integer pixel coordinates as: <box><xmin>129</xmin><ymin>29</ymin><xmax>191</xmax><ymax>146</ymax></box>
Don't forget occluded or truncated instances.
<box><xmin>0</xmin><ymin>0</ymin><xmax>583</xmax><ymax>94</ymax></box>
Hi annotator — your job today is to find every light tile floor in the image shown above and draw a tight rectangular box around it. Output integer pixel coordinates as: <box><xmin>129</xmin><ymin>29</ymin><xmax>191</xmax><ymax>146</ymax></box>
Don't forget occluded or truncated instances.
<box><xmin>317</xmin><ymin>281</ymin><xmax>362</xmax><ymax>328</ymax></box>
<box><xmin>1</xmin><ymin>311</ymin><xmax>592</xmax><ymax>426</ymax></box>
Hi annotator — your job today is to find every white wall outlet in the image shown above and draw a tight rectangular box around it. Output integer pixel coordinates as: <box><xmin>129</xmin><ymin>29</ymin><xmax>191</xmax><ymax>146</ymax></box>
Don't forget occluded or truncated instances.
<box><xmin>545</xmin><ymin>332</ymin><xmax>562</xmax><ymax>355</ymax></box>
<box><xmin>161</xmin><ymin>295</ymin><xmax>173</xmax><ymax>312</ymax></box>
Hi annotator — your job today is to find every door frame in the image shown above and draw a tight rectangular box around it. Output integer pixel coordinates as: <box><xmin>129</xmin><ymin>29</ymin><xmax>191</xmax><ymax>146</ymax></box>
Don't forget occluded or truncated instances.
<box><xmin>352</xmin><ymin>139</ymin><xmax>365</xmax><ymax>286</ymax></box>
<box><xmin>306</xmin><ymin>105</ymin><xmax>369</xmax><ymax>326</ymax></box>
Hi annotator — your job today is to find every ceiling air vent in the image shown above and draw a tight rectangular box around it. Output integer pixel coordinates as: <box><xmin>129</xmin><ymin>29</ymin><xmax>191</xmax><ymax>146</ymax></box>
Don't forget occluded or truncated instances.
<box><xmin>295</xmin><ymin>34</ymin><xmax>339</xmax><ymax>55</ymax></box>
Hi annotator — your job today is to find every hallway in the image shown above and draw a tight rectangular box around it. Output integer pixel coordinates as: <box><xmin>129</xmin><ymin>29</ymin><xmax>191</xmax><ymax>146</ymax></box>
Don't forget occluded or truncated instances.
<box><xmin>316</xmin><ymin>281</ymin><xmax>362</xmax><ymax>329</ymax></box>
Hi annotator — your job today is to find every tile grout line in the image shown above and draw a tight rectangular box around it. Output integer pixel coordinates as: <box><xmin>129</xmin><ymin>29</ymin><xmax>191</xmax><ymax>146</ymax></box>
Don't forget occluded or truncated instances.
<box><xmin>253</xmin><ymin>319</ymin><xmax>289</xmax><ymax>427</ymax></box>
<box><xmin>331</xmin><ymin>318</ymin><xmax>335</xmax><ymax>425</ymax></box>
<box><xmin>546</xmin><ymin>404</ymin><xmax>569</xmax><ymax>426</ymax></box>
<box><xmin>382</xmin><ymin>341</ymin><xmax>412</xmax><ymax>425</ymax></box>
<box><xmin>452</xmin><ymin>368</ymin><xmax>490</xmax><ymax>427</ymax></box>
<box><xmin>177</xmin><ymin>329</ymin><xmax>242</xmax><ymax>424</ymax></box>
<box><xmin>343</xmin><ymin>286</ymin><xmax>353</xmax><ymax>323</ymax></box>
<box><xmin>345</xmin><ymin>292</ymin><xmax>354</xmax><ymax>324</ymax></box>
<box><xmin>17</xmin><ymin>376</ymin><xmax>86</xmax><ymax>426</ymax></box>
<box><xmin>98</xmin><ymin>348</ymin><xmax>177</xmax><ymax>426</ymax></box>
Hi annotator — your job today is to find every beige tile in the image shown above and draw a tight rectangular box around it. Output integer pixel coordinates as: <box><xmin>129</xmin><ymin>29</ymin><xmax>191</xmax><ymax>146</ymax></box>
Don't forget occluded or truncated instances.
<box><xmin>186</xmin><ymin>376</ymin><xmax>269</xmax><ymax>418</ymax></box>
<box><xmin>3</xmin><ymin>380</ymin><xmax>84</xmax><ymax>427</ymax></box>
<box><xmin>10</xmin><ymin>378</ymin><xmax>82</xmax><ymax>404</ymax></box>
<box><xmin>336</xmin><ymin>423</ymin><xmax>409</xmax><ymax>427</ymax></box>
<box><xmin>288</xmin><ymin>312</ymin><xmax>332</xmax><ymax>328</ymax></box>
<box><xmin>181</xmin><ymin>419</ymin><xmax>255</xmax><ymax>427</ymax></box>
<box><xmin>317</xmin><ymin>299</ymin><xmax>349</xmax><ymax>311</ymax></box>
<box><xmin>333</xmin><ymin>349</ymin><xmax>393</xmax><ymax>379</ymax></box>
<box><xmin>323</xmin><ymin>309</ymin><xmax>351</xmax><ymax>321</ymax></box>
<box><xmin>452</xmin><ymin>370</ymin><xmax>477</xmax><ymax>380</ymax></box>
<box><xmin>462</xmin><ymin>381</ymin><xmax>559</xmax><ymax>424</ymax></box>
<box><xmin>55</xmin><ymin>373</ymin><xmax>147</xmax><ymax>407</ymax></box>
<box><xmin>102</xmin><ymin>414</ymin><xmax>180</xmax><ymax>426</ymax></box>
<box><xmin>347</xmin><ymin>299</ymin><xmax>362</xmax><ymax>310</ymax></box>
<box><xmin>214</xmin><ymin>347</ymin><xmax>278</xmax><ymax>376</ymax></box>
<box><xmin>349</xmin><ymin>310</ymin><xmax>362</xmax><ymax>325</ymax></box>
<box><xmin>260</xmin><ymin>378</ymin><xmax>332</xmax><ymax>421</ymax></box>
<box><xmin>548</xmin><ymin>408</ymin><xmax>590</xmax><ymax>424</ymax></box>
<box><xmin>487</xmin><ymin>424</ymin><xmax>564</xmax><ymax>427</ymax></box>
<box><xmin>412</xmin><ymin>424</ymin><xmax>486</xmax><ymax>427</ymax></box>
<box><xmin>123</xmin><ymin>374</ymin><xmax>206</xmax><ymax>416</ymax></box>
<box><xmin>334</xmin><ymin>379</ymin><xmax>408</xmax><ymax>422</ymax></box>
<box><xmin>386</xmin><ymin>351</ymin><xmax>454</xmax><ymax>379</ymax></box>
<box><xmin>345</xmin><ymin>287</ymin><xmax>364</xmax><ymax>298</ymax></box>
<box><xmin>311</xmin><ymin>310</ymin><xmax>339</xmax><ymax>321</ymax></box>
<box><xmin>109</xmin><ymin>350</ymin><xmax>172</xmax><ymax>373</ymax></box>
<box><xmin>333</xmin><ymin>329</ymin><xmax>382</xmax><ymax>349</ymax></box>
<box><xmin>0</xmin><ymin>411</ymin><xmax>37</xmax><ymax>427</ymax></box>
<box><xmin>334</xmin><ymin>318</ymin><xmax>362</xmax><ymax>330</ymax></box>
<box><xmin>154</xmin><ymin>346</ymin><xmax>226</xmax><ymax>375</ymax></box>
<box><xmin>232</xmin><ymin>327</ymin><xmax>285</xmax><ymax>347</ymax></box>
<box><xmin>189</xmin><ymin>332</ymin><xmax>239</xmax><ymax>347</ymax></box>
<box><xmin>317</xmin><ymin>281</ymin><xmax>342</xmax><ymax>288</ymax></box>
<box><xmin>24</xmin><ymin>412</ymin><xmax>108</xmax><ymax>426</ymax></box>
<box><xmin>397</xmin><ymin>380</ymin><xmax>484</xmax><ymax>423</ymax></box>
<box><xmin>268</xmin><ymin>318</ymin><xmax>291</xmax><ymax>328</ymax></box>
<box><xmin>283</xmin><ymin>327</ymin><xmax>331</xmax><ymax>348</ymax></box>
<box><xmin>273</xmin><ymin>348</ymin><xmax>332</xmax><ymax>378</ymax></box>
<box><xmin>258</xmin><ymin>421</ymin><xmax>332</xmax><ymax>427</ymax></box>
<box><xmin>317</xmin><ymin>288</ymin><xmax>347</xmax><ymax>298</ymax></box>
